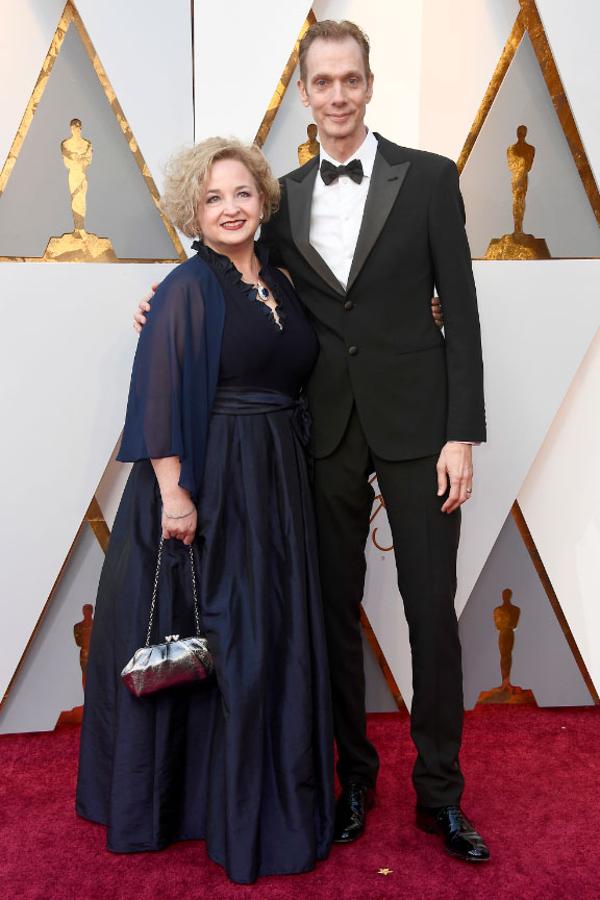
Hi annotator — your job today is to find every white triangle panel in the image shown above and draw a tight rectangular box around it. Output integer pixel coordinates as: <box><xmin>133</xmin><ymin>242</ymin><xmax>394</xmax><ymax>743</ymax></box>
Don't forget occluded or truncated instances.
<box><xmin>0</xmin><ymin>262</ymin><xmax>177</xmax><ymax>698</ymax></box>
<box><xmin>193</xmin><ymin>0</ymin><xmax>312</xmax><ymax>143</ymax></box>
<box><xmin>519</xmin><ymin>328</ymin><xmax>600</xmax><ymax>694</ymax></box>
<box><xmin>419</xmin><ymin>0</ymin><xmax>521</xmax><ymax>158</ymax></box>
<box><xmin>457</xmin><ymin>260</ymin><xmax>600</xmax><ymax>613</ymax></box>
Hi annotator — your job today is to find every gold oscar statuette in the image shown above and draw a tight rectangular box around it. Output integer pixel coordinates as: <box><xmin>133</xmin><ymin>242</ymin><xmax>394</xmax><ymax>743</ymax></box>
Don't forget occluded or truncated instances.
<box><xmin>43</xmin><ymin>118</ymin><xmax>116</xmax><ymax>261</ymax></box>
<box><xmin>485</xmin><ymin>125</ymin><xmax>550</xmax><ymax>260</ymax></box>
<box><xmin>297</xmin><ymin>123</ymin><xmax>320</xmax><ymax>166</ymax></box>
<box><xmin>476</xmin><ymin>588</ymin><xmax>537</xmax><ymax>706</ymax></box>
<box><xmin>74</xmin><ymin>602</ymin><xmax>94</xmax><ymax>689</ymax></box>
<box><xmin>56</xmin><ymin>603</ymin><xmax>95</xmax><ymax>727</ymax></box>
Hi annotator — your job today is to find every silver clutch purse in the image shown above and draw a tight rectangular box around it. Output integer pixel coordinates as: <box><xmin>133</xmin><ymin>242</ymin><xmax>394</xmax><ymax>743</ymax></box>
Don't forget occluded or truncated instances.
<box><xmin>121</xmin><ymin>537</ymin><xmax>214</xmax><ymax>697</ymax></box>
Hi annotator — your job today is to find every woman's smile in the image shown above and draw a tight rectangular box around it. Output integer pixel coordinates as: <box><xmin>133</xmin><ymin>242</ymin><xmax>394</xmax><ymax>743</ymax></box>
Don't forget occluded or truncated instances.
<box><xmin>220</xmin><ymin>219</ymin><xmax>246</xmax><ymax>230</ymax></box>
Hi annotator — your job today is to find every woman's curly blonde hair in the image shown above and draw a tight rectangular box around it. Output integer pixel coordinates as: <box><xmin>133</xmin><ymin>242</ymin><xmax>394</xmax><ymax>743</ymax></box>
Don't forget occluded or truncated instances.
<box><xmin>160</xmin><ymin>137</ymin><xmax>280</xmax><ymax>238</ymax></box>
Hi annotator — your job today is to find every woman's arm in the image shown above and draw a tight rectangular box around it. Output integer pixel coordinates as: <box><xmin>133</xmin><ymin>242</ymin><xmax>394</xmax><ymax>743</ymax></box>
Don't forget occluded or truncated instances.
<box><xmin>151</xmin><ymin>456</ymin><xmax>197</xmax><ymax>544</ymax></box>
<box><xmin>134</xmin><ymin>282</ymin><xmax>444</xmax><ymax>331</ymax></box>
<box><xmin>120</xmin><ymin>265</ymin><xmax>225</xmax><ymax>513</ymax></box>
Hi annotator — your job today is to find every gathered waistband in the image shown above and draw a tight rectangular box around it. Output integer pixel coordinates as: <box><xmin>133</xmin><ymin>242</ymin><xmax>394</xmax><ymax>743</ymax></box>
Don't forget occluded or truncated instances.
<box><xmin>212</xmin><ymin>387</ymin><xmax>300</xmax><ymax>415</ymax></box>
<box><xmin>211</xmin><ymin>387</ymin><xmax>311</xmax><ymax>448</ymax></box>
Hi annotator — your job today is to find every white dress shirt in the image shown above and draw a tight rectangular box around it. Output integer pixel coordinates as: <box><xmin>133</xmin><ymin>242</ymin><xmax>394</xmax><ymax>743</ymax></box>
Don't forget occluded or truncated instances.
<box><xmin>309</xmin><ymin>129</ymin><xmax>378</xmax><ymax>290</ymax></box>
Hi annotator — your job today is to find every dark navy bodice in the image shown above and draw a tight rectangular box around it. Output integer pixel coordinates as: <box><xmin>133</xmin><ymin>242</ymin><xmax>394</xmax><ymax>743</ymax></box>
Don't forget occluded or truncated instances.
<box><xmin>193</xmin><ymin>241</ymin><xmax>319</xmax><ymax>397</ymax></box>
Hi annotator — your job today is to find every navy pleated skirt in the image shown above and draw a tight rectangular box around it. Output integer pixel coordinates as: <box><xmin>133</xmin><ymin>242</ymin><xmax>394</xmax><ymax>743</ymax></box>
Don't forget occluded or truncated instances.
<box><xmin>76</xmin><ymin>389</ymin><xmax>335</xmax><ymax>884</ymax></box>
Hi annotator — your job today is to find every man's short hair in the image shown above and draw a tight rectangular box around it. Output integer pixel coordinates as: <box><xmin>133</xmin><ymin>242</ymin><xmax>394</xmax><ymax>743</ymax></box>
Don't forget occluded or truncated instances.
<box><xmin>298</xmin><ymin>20</ymin><xmax>372</xmax><ymax>83</ymax></box>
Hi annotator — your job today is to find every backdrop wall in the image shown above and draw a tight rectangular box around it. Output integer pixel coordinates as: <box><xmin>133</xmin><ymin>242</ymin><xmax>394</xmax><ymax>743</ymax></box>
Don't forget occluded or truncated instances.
<box><xmin>1</xmin><ymin>0</ymin><xmax>598</xmax><ymax>732</ymax></box>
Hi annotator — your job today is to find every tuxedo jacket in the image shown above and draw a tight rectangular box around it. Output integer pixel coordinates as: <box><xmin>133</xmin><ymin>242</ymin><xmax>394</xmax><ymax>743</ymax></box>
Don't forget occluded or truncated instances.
<box><xmin>260</xmin><ymin>134</ymin><xmax>486</xmax><ymax>460</ymax></box>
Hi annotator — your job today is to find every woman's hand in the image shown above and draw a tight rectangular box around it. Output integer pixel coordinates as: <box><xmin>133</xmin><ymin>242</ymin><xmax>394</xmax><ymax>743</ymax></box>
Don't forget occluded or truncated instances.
<box><xmin>133</xmin><ymin>283</ymin><xmax>158</xmax><ymax>333</ymax></box>
<box><xmin>161</xmin><ymin>493</ymin><xmax>197</xmax><ymax>545</ymax></box>
<box><xmin>151</xmin><ymin>456</ymin><xmax>196</xmax><ymax>544</ymax></box>
<box><xmin>431</xmin><ymin>295</ymin><xmax>444</xmax><ymax>329</ymax></box>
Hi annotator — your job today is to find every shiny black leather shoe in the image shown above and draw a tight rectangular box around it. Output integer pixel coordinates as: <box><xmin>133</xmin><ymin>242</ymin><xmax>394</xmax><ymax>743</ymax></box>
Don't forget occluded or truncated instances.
<box><xmin>416</xmin><ymin>805</ymin><xmax>490</xmax><ymax>862</ymax></box>
<box><xmin>333</xmin><ymin>783</ymin><xmax>374</xmax><ymax>843</ymax></box>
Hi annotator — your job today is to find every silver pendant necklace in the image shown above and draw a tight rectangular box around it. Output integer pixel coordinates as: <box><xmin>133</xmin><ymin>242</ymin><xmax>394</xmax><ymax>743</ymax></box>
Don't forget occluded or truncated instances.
<box><xmin>250</xmin><ymin>256</ymin><xmax>270</xmax><ymax>299</ymax></box>
<box><xmin>249</xmin><ymin>256</ymin><xmax>282</xmax><ymax>329</ymax></box>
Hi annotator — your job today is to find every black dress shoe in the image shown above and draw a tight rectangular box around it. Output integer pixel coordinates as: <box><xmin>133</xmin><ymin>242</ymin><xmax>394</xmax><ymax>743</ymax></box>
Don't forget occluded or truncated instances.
<box><xmin>416</xmin><ymin>805</ymin><xmax>490</xmax><ymax>862</ymax></box>
<box><xmin>333</xmin><ymin>783</ymin><xmax>374</xmax><ymax>843</ymax></box>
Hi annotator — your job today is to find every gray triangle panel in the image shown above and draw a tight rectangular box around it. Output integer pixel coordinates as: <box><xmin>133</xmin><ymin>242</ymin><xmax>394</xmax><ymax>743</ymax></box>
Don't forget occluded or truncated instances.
<box><xmin>460</xmin><ymin>510</ymin><xmax>593</xmax><ymax>709</ymax></box>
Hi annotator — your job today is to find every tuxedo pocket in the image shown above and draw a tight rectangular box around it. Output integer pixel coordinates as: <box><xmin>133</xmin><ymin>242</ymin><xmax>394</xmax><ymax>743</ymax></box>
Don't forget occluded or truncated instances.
<box><xmin>392</xmin><ymin>336</ymin><xmax>445</xmax><ymax>356</ymax></box>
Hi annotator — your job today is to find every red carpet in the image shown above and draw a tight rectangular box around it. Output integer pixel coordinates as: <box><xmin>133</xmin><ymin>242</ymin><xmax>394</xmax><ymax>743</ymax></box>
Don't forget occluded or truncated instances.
<box><xmin>1</xmin><ymin>706</ymin><xmax>598</xmax><ymax>899</ymax></box>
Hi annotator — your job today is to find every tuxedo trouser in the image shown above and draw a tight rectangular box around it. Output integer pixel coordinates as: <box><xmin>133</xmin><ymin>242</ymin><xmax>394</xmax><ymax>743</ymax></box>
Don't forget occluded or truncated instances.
<box><xmin>312</xmin><ymin>406</ymin><xmax>464</xmax><ymax>807</ymax></box>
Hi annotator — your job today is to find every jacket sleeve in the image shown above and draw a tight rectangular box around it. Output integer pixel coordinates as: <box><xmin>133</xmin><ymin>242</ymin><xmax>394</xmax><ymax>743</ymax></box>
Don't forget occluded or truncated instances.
<box><xmin>428</xmin><ymin>159</ymin><xmax>486</xmax><ymax>443</ymax></box>
<box><xmin>117</xmin><ymin>265</ymin><xmax>225</xmax><ymax>500</ymax></box>
<box><xmin>258</xmin><ymin>185</ymin><xmax>286</xmax><ymax>268</ymax></box>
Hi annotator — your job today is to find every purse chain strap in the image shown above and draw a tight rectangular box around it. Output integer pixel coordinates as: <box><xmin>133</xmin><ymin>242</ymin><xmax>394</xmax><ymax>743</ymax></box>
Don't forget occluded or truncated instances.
<box><xmin>145</xmin><ymin>536</ymin><xmax>201</xmax><ymax>647</ymax></box>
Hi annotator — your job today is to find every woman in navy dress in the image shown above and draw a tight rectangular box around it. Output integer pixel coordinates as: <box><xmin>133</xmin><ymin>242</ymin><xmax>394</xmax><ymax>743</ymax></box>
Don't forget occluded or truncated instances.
<box><xmin>76</xmin><ymin>138</ymin><xmax>334</xmax><ymax>884</ymax></box>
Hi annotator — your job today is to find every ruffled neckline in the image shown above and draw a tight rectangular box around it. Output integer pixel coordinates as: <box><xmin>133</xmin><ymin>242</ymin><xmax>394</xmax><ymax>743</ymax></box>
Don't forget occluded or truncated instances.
<box><xmin>192</xmin><ymin>240</ymin><xmax>285</xmax><ymax>331</ymax></box>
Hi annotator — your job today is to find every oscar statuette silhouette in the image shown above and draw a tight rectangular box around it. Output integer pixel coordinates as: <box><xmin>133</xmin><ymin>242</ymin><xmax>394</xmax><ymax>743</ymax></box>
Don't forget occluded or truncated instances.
<box><xmin>477</xmin><ymin>589</ymin><xmax>537</xmax><ymax>705</ymax></box>
<box><xmin>43</xmin><ymin>118</ymin><xmax>116</xmax><ymax>261</ymax></box>
<box><xmin>485</xmin><ymin>125</ymin><xmax>550</xmax><ymax>260</ymax></box>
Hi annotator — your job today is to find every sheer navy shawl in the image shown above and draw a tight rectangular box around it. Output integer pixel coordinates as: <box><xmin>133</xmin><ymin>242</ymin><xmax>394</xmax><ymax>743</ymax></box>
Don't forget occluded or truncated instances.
<box><xmin>117</xmin><ymin>254</ymin><xmax>225</xmax><ymax>501</ymax></box>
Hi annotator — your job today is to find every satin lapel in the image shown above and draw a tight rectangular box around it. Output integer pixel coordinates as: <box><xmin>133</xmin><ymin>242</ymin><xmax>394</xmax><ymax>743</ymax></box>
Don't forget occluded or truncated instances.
<box><xmin>286</xmin><ymin>163</ymin><xmax>346</xmax><ymax>297</ymax></box>
<box><xmin>346</xmin><ymin>153</ymin><xmax>411</xmax><ymax>292</ymax></box>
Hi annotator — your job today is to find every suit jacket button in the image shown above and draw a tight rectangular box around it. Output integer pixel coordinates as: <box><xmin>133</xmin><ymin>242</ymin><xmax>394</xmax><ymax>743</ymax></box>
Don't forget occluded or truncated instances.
<box><xmin>344</xmin><ymin>300</ymin><xmax>354</xmax><ymax>311</ymax></box>
<box><xmin>348</xmin><ymin>345</ymin><xmax>358</xmax><ymax>356</ymax></box>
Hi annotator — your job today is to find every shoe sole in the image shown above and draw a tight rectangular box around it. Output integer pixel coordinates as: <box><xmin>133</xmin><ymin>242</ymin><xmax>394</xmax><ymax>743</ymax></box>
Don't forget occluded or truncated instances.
<box><xmin>446</xmin><ymin>848</ymin><xmax>491</xmax><ymax>863</ymax></box>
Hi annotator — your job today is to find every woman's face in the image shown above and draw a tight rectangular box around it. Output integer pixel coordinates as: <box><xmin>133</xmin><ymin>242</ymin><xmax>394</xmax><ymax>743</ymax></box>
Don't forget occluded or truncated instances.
<box><xmin>196</xmin><ymin>158</ymin><xmax>263</xmax><ymax>252</ymax></box>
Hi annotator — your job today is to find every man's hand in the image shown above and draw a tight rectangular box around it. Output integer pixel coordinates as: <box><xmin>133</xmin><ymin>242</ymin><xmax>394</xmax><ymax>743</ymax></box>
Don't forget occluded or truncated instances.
<box><xmin>436</xmin><ymin>442</ymin><xmax>473</xmax><ymax>514</ymax></box>
<box><xmin>431</xmin><ymin>295</ymin><xmax>444</xmax><ymax>329</ymax></box>
<box><xmin>133</xmin><ymin>283</ymin><xmax>158</xmax><ymax>333</ymax></box>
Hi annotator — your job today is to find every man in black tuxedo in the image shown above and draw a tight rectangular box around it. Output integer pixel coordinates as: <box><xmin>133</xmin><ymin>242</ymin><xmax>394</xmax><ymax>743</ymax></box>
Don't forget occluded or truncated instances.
<box><xmin>260</xmin><ymin>20</ymin><xmax>489</xmax><ymax>863</ymax></box>
<box><xmin>135</xmin><ymin>18</ymin><xmax>488</xmax><ymax>863</ymax></box>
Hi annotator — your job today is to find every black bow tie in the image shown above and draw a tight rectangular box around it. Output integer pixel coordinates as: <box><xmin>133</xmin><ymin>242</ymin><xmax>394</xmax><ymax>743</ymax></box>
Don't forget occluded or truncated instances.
<box><xmin>320</xmin><ymin>158</ymin><xmax>364</xmax><ymax>185</ymax></box>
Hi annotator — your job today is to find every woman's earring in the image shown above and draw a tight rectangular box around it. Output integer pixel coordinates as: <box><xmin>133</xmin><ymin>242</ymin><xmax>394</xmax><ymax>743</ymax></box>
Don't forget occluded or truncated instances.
<box><xmin>259</xmin><ymin>211</ymin><xmax>264</xmax><ymax>222</ymax></box>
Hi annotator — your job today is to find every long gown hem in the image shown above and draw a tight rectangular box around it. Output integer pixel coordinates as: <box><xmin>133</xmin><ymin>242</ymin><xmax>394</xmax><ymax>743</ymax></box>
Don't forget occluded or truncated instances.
<box><xmin>76</xmin><ymin>807</ymin><xmax>201</xmax><ymax>851</ymax></box>
<box><xmin>76</xmin><ymin>807</ymin><xmax>330</xmax><ymax>882</ymax></box>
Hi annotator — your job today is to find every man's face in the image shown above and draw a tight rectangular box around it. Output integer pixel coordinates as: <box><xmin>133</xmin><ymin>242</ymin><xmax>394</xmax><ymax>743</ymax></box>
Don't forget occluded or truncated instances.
<box><xmin>298</xmin><ymin>37</ymin><xmax>373</xmax><ymax>148</ymax></box>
